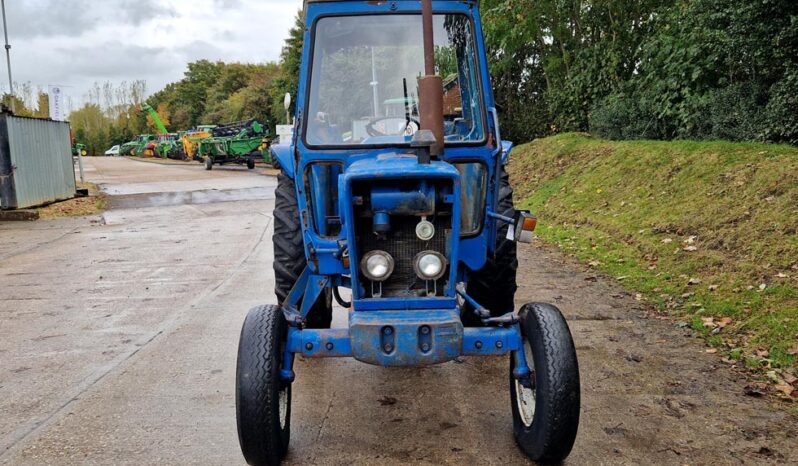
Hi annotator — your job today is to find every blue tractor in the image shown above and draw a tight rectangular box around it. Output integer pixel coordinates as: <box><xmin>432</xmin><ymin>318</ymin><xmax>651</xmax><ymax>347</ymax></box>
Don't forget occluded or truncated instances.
<box><xmin>236</xmin><ymin>1</ymin><xmax>580</xmax><ymax>464</ymax></box>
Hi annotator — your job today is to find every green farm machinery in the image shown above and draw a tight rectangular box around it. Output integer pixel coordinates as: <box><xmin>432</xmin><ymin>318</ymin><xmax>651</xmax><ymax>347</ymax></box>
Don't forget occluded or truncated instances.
<box><xmin>140</xmin><ymin>103</ymin><xmax>187</xmax><ymax>160</ymax></box>
<box><xmin>154</xmin><ymin>132</ymin><xmax>187</xmax><ymax>160</ymax></box>
<box><xmin>71</xmin><ymin>142</ymin><xmax>87</xmax><ymax>157</ymax></box>
<box><xmin>119</xmin><ymin>134</ymin><xmax>157</xmax><ymax>157</ymax></box>
<box><xmin>197</xmin><ymin>119</ymin><xmax>271</xmax><ymax>170</ymax></box>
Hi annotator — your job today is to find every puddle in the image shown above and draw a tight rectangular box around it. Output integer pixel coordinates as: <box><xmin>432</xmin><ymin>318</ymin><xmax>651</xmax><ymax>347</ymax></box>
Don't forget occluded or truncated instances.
<box><xmin>107</xmin><ymin>187</ymin><xmax>275</xmax><ymax>209</ymax></box>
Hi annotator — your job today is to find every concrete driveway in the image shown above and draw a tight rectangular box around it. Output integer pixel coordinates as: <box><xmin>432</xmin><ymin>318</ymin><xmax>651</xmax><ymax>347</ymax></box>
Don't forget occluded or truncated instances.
<box><xmin>0</xmin><ymin>157</ymin><xmax>795</xmax><ymax>465</ymax></box>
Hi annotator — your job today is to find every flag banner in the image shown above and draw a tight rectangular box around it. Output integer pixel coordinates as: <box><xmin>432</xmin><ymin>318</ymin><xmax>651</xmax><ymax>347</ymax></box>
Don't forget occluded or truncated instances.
<box><xmin>48</xmin><ymin>85</ymin><xmax>64</xmax><ymax>121</ymax></box>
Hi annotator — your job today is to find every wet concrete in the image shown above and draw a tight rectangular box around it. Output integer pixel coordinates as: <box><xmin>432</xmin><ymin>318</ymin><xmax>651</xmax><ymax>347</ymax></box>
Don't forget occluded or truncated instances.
<box><xmin>1</xmin><ymin>157</ymin><xmax>796</xmax><ymax>465</ymax></box>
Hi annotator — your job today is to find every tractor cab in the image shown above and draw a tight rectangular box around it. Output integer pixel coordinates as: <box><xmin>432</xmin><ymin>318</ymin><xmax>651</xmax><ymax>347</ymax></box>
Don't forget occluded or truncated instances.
<box><xmin>240</xmin><ymin>1</ymin><xmax>581</xmax><ymax>464</ymax></box>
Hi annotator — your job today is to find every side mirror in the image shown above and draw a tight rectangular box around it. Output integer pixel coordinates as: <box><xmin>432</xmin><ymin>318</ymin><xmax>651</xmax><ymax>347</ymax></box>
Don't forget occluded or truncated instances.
<box><xmin>284</xmin><ymin>93</ymin><xmax>292</xmax><ymax>124</ymax></box>
<box><xmin>501</xmin><ymin>140</ymin><xmax>514</xmax><ymax>164</ymax></box>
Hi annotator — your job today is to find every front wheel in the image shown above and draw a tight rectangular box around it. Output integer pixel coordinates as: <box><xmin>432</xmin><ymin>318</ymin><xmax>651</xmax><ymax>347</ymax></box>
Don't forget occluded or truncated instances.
<box><xmin>247</xmin><ymin>159</ymin><xmax>256</xmax><ymax>170</ymax></box>
<box><xmin>511</xmin><ymin>303</ymin><xmax>580</xmax><ymax>463</ymax></box>
<box><xmin>236</xmin><ymin>305</ymin><xmax>291</xmax><ymax>465</ymax></box>
<box><xmin>205</xmin><ymin>157</ymin><xmax>213</xmax><ymax>170</ymax></box>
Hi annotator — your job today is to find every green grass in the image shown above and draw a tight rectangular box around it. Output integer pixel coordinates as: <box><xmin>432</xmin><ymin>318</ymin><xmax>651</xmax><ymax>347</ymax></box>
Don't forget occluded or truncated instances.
<box><xmin>509</xmin><ymin>133</ymin><xmax>798</xmax><ymax>369</ymax></box>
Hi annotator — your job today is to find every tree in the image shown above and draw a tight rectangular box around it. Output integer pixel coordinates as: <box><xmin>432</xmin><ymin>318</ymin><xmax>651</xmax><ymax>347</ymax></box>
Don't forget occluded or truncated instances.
<box><xmin>269</xmin><ymin>10</ymin><xmax>304</xmax><ymax>126</ymax></box>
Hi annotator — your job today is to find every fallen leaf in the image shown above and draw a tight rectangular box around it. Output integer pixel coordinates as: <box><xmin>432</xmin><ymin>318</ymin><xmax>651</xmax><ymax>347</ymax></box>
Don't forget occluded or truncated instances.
<box><xmin>616</xmin><ymin>276</ymin><xmax>628</xmax><ymax>281</ymax></box>
<box><xmin>776</xmin><ymin>272</ymin><xmax>788</xmax><ymax>278</ymax></box>
<box><xmin>684</xmin><ymin>236</ymin><xmax>697</xmax><ymax>244</ymax></box>
<box><xmin>634</xmin><ymin>293</ymin><xmax>643</xmax><ymax>301</ymax></box>
<box><xmin>588</xmin><ymin>260</ymin><xmax>601</xmax><ymax>267</ymax></box>
<box><xmin>661</xmin><ymin>238</ymin><xmax>673</xmax><ymax>244</ymax></box>
<box><xmin>683</xmin><ymin>245</ymin><xmax>698</xmax><ymax>252</ymax></box>
<box><xmin>688</xmin><ymin>277</ymin><xmax>701</xmax><ymax>285</ymax></box>
<box><xmin>787</xmin><ymin>347</ymin><xmax>798</xmax><ymax>356</ymax></box>
<box><xmin>717</xmin><ymin>317</ymin><xmax>733</xmax><ymax>328</ymax></box>
<box><xmin>706</xmin><ymin>348</ymin><xmax>718</xmax><ymax>354</ymax></box>
<box><xmin>701</xmin><ymin>317</ymin><xmax>716</xmax><ymax>328</ymax></box>
<box><xmin>708</xmin><ymin>285</ymin><xmax>719</xmax><ymax>291</ymax></box>
<box><xmin>756</xmin><ymin>349</ymin><xmax>770</xmax><ymax>358</ymax></box>
<box><xmin>759</xmin><ymin>283</ymin><xmax>767</xmax><ymax>291</ymax></box>
<box><xmin>774</xmin><ymin>382</ymin><xmax>795</xmax><ymax>397</ymax></box>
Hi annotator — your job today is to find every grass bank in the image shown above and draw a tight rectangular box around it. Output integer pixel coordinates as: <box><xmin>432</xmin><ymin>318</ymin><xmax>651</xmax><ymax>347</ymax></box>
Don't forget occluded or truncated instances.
<box><xmin>508</xmin><ymin>134</ymin><xmax>798</xmax><ymax>375</ymax></box>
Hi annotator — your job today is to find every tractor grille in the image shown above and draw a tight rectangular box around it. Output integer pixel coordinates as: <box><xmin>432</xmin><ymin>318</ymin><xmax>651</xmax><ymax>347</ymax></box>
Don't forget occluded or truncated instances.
<box><xmin>357</xmin><ymin>215</ymin><xmax>450</xmax><ymax>298</ymax></box>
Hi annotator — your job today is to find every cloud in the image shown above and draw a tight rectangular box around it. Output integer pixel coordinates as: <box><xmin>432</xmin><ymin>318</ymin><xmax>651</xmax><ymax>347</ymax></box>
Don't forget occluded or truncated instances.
<box><xmin>5</xmin><ymin>0</ymin><xmax>176</xmax><ymax>39</ymax></box>
<box><xmin>1</xmin><ymin>0</ymin><xmax>302</xmax><ymax>109</ymax></box>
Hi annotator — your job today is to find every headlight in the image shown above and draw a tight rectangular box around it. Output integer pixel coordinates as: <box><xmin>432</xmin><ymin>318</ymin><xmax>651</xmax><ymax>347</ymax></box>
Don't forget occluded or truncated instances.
<box><xmin>360</xmin><ymin>250</ymin><xmax>394</xmax><ymax>281</ymax></box>
<box><xmin>414</xmin><ymin>251</ymin><xmax>447</xmax><ymax>280</ymax></box>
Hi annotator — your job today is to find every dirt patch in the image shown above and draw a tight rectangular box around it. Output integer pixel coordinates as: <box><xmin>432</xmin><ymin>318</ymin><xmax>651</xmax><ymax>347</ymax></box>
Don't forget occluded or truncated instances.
<box><xmin>515</xmin><ymin>241</ymin><xmax>798</xmax><ymax>463</ymax></box>
<box><xmin>36</xmin><ymin>182</ymin><xmax>106</xmax><ymax>219</ymax></box>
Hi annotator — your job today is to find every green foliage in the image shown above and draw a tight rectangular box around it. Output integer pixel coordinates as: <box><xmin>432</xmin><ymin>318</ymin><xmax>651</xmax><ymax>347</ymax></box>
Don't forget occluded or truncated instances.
<box><xmin>482</xmin><ymin>0</ymin><xmax>797</xmax><ymax>145</ymax></box>
<box><xmin>589</xmin><ymin>0</ymin><xmax>798</xmax><ymax>143</ymax></box>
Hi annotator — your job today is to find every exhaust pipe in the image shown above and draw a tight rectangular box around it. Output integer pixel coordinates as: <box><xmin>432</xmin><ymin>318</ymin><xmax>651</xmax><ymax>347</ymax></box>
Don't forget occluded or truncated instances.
<box><xmin>418</xmin><ymin>0</ymin><xmax>445</xmax><ymax>157</ymax></box>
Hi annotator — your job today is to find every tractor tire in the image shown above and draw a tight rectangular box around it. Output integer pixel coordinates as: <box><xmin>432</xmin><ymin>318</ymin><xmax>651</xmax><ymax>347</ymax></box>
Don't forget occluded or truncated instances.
<box><xmin>270</xmin><ymin>158</ymin><xmax>281</xmax><ymax>170</ymax></box>
<box><xmin>205</xmin><ymin>157</ymin><xmax>213</xmax><ymax>170</ymax></box>
<box><xmin>236</xmin><ymin>305</ymin><xmax>291</xmax><ymax>466</ymax></box>
<box><xmin>273</xmin><ymin>173</ymin><xmax>332</xmax><ymax>329</ymax></box>
<box><xmin>510</xmin><ymin>303</ymin><xmax>580</xmax><ymax>464</ymax></box>
<box><xmin>247</xmin><ymin>159</ymin><xmax>256</xmax><ymax>170</ymax></box>
<box><xmin>465</xmin><ymin>165</ymin><xmax>518</xmax><ymax>320</ymax></box>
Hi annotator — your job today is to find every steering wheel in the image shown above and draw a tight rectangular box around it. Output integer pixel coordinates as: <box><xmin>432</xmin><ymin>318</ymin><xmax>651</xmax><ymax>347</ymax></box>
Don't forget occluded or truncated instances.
<box><xmin>365</xmin><ymin>116</ymin><xmax>421</xmax><ymax>137</ymax></box>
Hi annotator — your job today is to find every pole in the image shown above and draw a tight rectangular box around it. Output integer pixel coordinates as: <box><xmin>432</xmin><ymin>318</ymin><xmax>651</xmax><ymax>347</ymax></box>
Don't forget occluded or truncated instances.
<box><xmin>1</xmin><ymin>0</ymin><xmax>13</xmax><ymax>113</ymax></box>
<box><xmin>76</xmin><ymin>151</ymin><xmax>85</xmax><ymax>182</ymax></box>
<box><xmin>421</xmin><ymin>0</ymin><xmax>435</xmax><ymax>76</ymax></box>
<box><xmin>370</xmin><ymin>47</ymin><xmax>380</xmax><ymax>117</ymax></box>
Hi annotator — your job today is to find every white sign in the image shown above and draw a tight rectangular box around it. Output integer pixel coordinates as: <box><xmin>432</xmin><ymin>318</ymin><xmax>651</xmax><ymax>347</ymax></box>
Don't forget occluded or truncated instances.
<box><xmin>276</xmin><ymin>125</ymin><xmax>294</xmax><ymax>145</ymax></box>
<box><xmin>48</xmin><ymin>85</ymin><xmax>65</xmax><ymax>121</ymax></box>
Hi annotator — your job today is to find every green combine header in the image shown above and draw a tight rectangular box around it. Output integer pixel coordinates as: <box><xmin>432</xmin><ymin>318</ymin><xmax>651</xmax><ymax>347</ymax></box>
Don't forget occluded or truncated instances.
<box><xmin>197</xmin><ymin>119</ymin><xmax>272</xmax><ymax>170</ymax></box>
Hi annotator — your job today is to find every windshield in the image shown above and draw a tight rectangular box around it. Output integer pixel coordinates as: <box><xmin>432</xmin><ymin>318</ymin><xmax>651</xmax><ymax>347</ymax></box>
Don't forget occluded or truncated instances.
<box><xmin>306</xmin><ymin>14</ymin><xmax>485</xmax><ymax>147</ymax></box>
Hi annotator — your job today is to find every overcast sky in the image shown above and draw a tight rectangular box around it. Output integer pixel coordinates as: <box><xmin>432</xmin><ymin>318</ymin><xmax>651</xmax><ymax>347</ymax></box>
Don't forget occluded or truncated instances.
<box><xmin>3</xmin><ymin>0</ymin><xmax>302</xmax><ymax>111</ymax></box>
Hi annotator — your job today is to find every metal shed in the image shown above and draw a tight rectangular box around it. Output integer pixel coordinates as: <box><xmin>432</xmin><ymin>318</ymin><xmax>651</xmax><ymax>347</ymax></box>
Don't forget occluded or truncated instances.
<box><xmin>0</xmin><ymin>111</ymin><xmax>75</xmax><ymax>209</ymax></box>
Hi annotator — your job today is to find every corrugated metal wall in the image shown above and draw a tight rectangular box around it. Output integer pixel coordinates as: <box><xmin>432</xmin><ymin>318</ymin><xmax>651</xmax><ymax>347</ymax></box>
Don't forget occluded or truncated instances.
<box><xmin>0</xmin><ymin>114</ymin><xmax>75</xmax><ymax>209</ymax></box>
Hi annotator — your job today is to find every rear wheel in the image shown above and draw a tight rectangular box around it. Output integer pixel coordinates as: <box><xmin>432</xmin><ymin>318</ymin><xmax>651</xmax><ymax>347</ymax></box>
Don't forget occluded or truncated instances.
<box><xmin>247</xmin><ymin>159</ymin><xmax>256</xmax><ymax>170</ymax></box>
<box><xmin>510</xmin><ymin>303</ymin><xmax>580</xmax><ymax>463</ymax></box>
<box><xmin>273</xmin><ymin>173</ymin><xmax>332</xmax><ymax>328</ymax></box>
<box><xmin>465</xmin><ymin>165</ymin><xmax>518</xmax><ymax>321</ymax></box>
<box><xmin>236</xmin><ymin>305</ymin><xmax>291</xmax><ymax>465</ymax></box>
